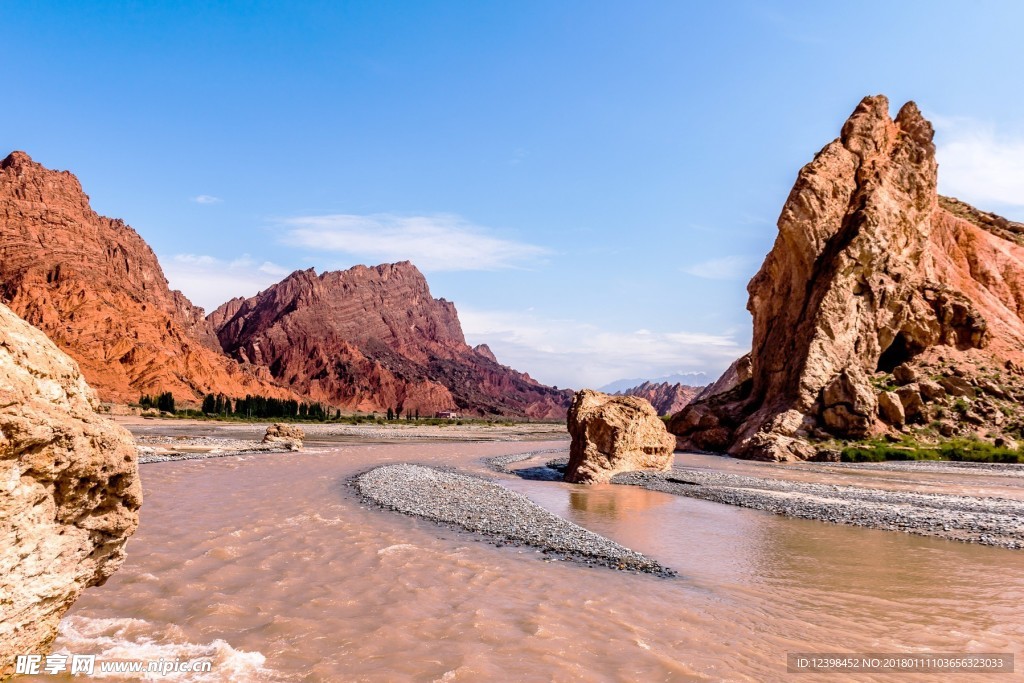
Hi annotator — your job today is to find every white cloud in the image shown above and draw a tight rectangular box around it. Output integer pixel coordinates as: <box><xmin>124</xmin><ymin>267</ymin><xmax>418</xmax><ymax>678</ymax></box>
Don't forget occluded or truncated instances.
<box><xmin>459</xmin><ymin>307</ymin><xmax>745</xmax><ymax>390</ymax></box>
<box><xmin>162</xmin><ymin>253</ymin><xmax>291</xmax><ymax>312</ymax></box>
<box><xmin>281</xmin><ymin>213</ymin><xmax>548</xmax><ymax>271</ymax></box>
<box><xmin>680</xmin><ymin>255</ymin><xmax>755</xmax><ymax>280</ymax></box>
<box><xmin>934</xmin><ymin>116</ymin><xmax>1024</xmax><ymax>210</ymax></box>
<box><xmin>191</xmin><ymin>194</ymin><xmax>223</xmax><ymax>205</ymax></box>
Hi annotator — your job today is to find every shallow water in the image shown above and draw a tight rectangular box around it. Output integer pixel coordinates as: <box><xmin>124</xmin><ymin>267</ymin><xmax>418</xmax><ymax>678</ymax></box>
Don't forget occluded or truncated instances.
<box><xmin>35</xmin><ymin>441</ymin><xmax>1024</xmax><ymax>682</ymax></box>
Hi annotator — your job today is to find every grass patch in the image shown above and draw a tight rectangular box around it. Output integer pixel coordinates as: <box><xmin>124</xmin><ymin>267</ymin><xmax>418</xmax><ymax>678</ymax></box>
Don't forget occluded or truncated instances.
<box><xmin>841</xmin><ymin>438</ymin><xmax>1024</xmax><ymax>464</ymax></box>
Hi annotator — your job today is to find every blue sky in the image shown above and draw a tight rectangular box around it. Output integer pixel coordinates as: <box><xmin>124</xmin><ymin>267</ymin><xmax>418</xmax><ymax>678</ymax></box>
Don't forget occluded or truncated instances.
<box><xmin>3</xmin><ymin>1</ymin><xmax>1024</xmax><ymax>389</ymax></box>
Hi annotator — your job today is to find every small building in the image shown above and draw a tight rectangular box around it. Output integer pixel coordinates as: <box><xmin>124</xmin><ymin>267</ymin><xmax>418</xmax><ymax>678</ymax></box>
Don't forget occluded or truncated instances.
<box><xmin>435</xmin><ymin>411</ymin><xmax>459</xmax><ymax>419</ymax></box>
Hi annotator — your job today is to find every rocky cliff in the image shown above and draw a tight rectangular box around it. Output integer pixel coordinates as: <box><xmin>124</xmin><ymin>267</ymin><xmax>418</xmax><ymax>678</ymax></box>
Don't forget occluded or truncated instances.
<box><xmin>615</xmin><ymin>381</ymin><xmax>705</xmax><ymax>416</ymax></box>
<box><xmin>0</xmin><ymin>302</ymin><xmax>141</xmax><ymax>677</ymax></box>
<box><xmin>0</xmin><ymin>151</ymin><xmax>288</xmax><ymax>405</ymax></box>
<box><xmin>210</xmin><ymin>263</ymin><xmax>571</xmax><ymax>417</ymax></box>
<box><xmin>670</xmin><ymin>95</ymin><xmax>1024</xmax><ymax>460</ymax></box>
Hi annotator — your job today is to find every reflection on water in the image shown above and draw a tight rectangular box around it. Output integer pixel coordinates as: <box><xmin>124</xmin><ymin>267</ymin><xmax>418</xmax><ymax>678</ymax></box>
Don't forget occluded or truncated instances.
<box><xmin>569</xmin><ymin>485</ymin><xmax>672</xmax><ymax>517</ymax></box>
<box><xmin>38</xmin><ymin>441</ymin><xmax>1024</xmax><ymax>682</ymax></box>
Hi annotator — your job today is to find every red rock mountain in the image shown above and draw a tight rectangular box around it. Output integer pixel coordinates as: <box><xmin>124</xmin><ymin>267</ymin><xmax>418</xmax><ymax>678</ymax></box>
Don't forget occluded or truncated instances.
<box><xmin>210</xmin><ymin>264</ymin><xmax>572</xmax><ymax>417</ymax></box>
<box><xmin>0</xmin><ymin>151</ymin><xmax>289</xmax><ymax>404</ymax></box>
<box><xmin>670</xmin><ymin>96</ymin><xmax>1024</xmax><ymax>460</ymax></box>
<box><xmin>615</xmin><ymin>381</ymin><xmax>705</xmax><ymax>416</ymax></box>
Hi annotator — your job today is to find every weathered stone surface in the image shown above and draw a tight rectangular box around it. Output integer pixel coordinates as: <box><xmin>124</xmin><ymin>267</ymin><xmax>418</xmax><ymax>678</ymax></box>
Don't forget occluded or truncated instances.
<box><xmin>0</xmin><ymin>151</ymin><xmax>290</xmax><ymax>405</ymax></box>
<box><xmin>821</xmin><ymin>368</ymin><xmax>876</xmax><ymax>437</ymax></box>
<box><xmin>938</xmin><ymin>376</ymin><xmax>975</xmax><ymax>397</ymax></box>
<box><xmin>918</xmin><ymin>379</ymin><xmax>946</xmax><ymax>402</ymax></box>
<box><xmin>670</xmin><ymin>95</ymin><xmax>1024</xmax><ymax>459</ymax></box>
<box><xmin>896</xmin><ymin>385</ymin><xmax>926</xmax><ymax>423</ymax></box>
<box><xmin>877</xmin><ymin>391</ymin><xmax>906</xmax><ymax>426</ymax></box>
<box><xmin>211</xmin><ymin>264</ymin><xmax>571</xmax><ymax>418</ymax></box>
<box><xmin>0</xmin><ymin>302</ymin><xmax>141</xmax><ymax>677</ymax></box>
<box><xmin>262</xmin><ymin>423</ymin><xmax>305</xmax><ymax>451</ymax></box>
<box><xmin>893</xmin><ymin>364</ymin><xmax>919</xmax><ymax>385</ymax></box>
<box><xmin>564</xmin><ymin>390</ymin><xmax>675</xmax><ymax>484</ymax></box>
<box><xmin>614</xmin><ymin>381</ymin><xmax>706</xmax><ymax>416</ymax></box>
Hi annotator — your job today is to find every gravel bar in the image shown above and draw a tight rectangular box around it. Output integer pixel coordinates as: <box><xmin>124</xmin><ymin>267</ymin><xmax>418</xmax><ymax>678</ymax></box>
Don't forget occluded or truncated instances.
<box><xmin>483</xmin><ymin>448</ymin><xmax>568</xmax><ymax>473</ymax></box>
<box><xmin>355</xmin><ymin>463</ymin><xmax>673</xmax><ymax>576</ymax></box>
<box><xmin>614</xmin><ymin>469</ymin><xmax>1024</xmax><ymax>549</ymax></box>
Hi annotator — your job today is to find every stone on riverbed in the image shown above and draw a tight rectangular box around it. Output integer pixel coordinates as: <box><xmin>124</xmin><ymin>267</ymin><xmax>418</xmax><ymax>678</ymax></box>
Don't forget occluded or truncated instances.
<box><xmin>262</xmin><ymin>423</ymin><xmax>304</xmax><ymax>451</ymax></box>
<box><xmin>564</xmin><ymin>389</ymin><xmax>675</xmax><ymax>484</ymax></box>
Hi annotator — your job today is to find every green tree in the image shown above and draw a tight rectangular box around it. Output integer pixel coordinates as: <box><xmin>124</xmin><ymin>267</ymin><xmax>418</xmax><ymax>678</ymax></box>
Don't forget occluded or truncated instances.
<box><xmin>386</xmin><ymin>407</ymin><xmax>394</xmax><ymax>420</ymax></box>
<box><xmin>157</xmin><ymin>392</ymin><xmax>175</xmax><ymax>413</ymax></box>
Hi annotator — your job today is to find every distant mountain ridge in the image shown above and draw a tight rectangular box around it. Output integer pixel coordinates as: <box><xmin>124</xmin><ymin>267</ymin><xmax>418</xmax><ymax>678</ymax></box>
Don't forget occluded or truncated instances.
<box><xmin>209</xmin><ymin>263</ymin><xmax>572</xmax><ymax>417</ymax></box>
<box><xmin>600</xmin><ymin>372</ymin><xmax>709</xmax><ymax>394</ymax></box>
<box><xmin>613</xmin><ymin>381</ymin><xmax>706</xmax><ymax>416</ymax></box>
<box><xmin>0</xmin><ymin>151</ymin><xmax>570</xmax><ymax>417</ymax></box>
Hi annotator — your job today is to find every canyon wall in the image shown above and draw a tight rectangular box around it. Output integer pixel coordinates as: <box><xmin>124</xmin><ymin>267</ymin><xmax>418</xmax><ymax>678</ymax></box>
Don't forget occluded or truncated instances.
<box><xmin>670</xmin><ymin>96</ymin><xmax>1024</xmax><ymax>460</ymax></box>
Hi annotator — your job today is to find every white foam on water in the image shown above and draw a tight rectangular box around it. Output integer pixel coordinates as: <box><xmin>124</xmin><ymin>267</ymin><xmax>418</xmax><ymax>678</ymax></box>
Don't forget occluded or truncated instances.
<box><xmin>54</xmin><ymin>616</ymin><xmax>274</xmax><ymax>681</ymax></box>
<box><xmin>378</xmin><ymin>543</ymin><xmax>418</xmax><ymax>555</ymax></box>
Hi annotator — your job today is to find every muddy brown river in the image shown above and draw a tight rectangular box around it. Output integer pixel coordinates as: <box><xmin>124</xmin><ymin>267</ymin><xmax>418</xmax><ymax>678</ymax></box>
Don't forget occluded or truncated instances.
<box><xmin>38</xmin><ymin>441</ymin><xmax>1024</xmax><ymax>681</ymax></box>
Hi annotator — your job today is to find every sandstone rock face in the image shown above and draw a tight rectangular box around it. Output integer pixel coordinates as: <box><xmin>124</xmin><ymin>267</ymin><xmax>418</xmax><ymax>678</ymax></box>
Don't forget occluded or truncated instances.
<box><xmin>670</xmin><ymin>95</ymin><xmax>1024</xmax><ymax>459</ymax></box>
<box><xmin>262</xmin><ymin>423</ymin><xmax>304</xmax><ymax>451</ymax></box>
<box><xmin>210</xmin><ymin>263</ymin><xmax>571</xmax><ymax>418</ymax></box>
<box><xmin>0</xmin><ymin>303</ymin><xmax>141</xmax><ymax>677</ymax></box>
<box><xmin>877</xmin><ymin>391</ymin><xmax>905</xmax><ymax>426</ymax></box>
<box><xmin>614</xmin><ymin>381</ymin><xmax>706</xmax><ymax>416</ymax></box>
<box><xmin>564</xmin><ymin>389</ymin><xmax>675</xmax><ymax>484</ymax></box>
<box><xmin>0</xmin><ymin>151</ymin><xmax>289</xmax><ymax>405</ymax></box>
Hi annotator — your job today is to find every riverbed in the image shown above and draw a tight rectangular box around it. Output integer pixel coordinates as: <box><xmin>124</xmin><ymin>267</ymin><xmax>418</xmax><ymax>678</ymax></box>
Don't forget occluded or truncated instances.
<box><xmin>39</xmin><ymin>438</ymin><xmax>1024</xmax><ymax>682</ymax></box>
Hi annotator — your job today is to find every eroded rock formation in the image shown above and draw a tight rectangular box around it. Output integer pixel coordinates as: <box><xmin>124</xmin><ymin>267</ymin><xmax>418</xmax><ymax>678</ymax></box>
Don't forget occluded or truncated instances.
<box><xmin>670</xmin><ymin>95</ymin><xmax>1024</xmax><ymax>460</ymax></box>
<box><xmin>565</xmin><ymin>389</ymin><xmax>675</xmax><ymax>484</ymax></box>
<box><xmin>0</xmin><ymin>303</ymin><xmax>141</xmax><ymax>676</ymax></box>
<box><xmin>210</xmin><ymin>264</ymin><xmax>571</xmax><ymax>417</ymax></box>
<box><xmin>614</xmin><ymin>381</ymin><xmax>706</xmax><ymax>416</ymax></box>
<box><xmin>0</xmin><ymin>151</ymin><xmax>290</xmax><ymax>405</ymax></box>
<box><xmin>262</xmin><ymin>423</ymin><xmax>304</xmax><ymax>451</ymax></box>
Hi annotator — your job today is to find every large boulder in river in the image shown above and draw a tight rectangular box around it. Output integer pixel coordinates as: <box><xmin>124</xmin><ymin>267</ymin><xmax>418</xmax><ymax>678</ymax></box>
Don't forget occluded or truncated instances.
<box><xmin>0</xmin><ymin>302</ymin><xmax>141</xmax><ymax>677</ymax></box>
<box><xmin>564</xmin><ymin>390</ymin><xmax>675</xmax><ymax>484</ymax></box>
<box><xmin>262</xmin><ymin>423</ymin><xmax>305</xmax><ymax>451</ymax></box>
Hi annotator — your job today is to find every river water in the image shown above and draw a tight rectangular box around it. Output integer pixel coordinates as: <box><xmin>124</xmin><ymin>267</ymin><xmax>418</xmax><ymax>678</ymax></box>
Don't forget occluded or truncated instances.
<box><xmin>40</xmin><ymin>441</ymin><xmax>1024</xmax><ymax>682</ymax></box>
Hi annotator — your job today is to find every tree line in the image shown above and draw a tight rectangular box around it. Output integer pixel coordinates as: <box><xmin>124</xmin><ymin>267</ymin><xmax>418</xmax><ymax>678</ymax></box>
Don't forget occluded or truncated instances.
<box><xmin>139</xmin><ymin>391</ymin><xmax>429</xmax><ymax>422</ymax></box>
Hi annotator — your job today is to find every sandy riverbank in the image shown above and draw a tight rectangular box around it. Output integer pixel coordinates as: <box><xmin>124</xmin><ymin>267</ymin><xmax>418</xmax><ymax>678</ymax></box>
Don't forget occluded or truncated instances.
<box><xmin>113</xmin><ymin>416</ymin><xmax>569</xmax><ymax>463</ymax></box>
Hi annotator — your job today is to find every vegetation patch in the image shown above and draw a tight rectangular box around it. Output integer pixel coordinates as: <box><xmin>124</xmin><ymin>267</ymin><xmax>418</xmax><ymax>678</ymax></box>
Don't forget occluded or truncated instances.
<box><xmin>841</xmin><ymin>438</ymin><xmax>1024</xmax><ymax>464</ymax></box>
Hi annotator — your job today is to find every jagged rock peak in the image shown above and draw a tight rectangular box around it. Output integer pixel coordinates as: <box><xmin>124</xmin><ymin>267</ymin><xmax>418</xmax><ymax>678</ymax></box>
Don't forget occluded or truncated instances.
<box><xmin>209</xmin><ymin>261</ymin><xmax>571</xmax><ymax>417</ymax></box>
<box><xmin>671</xmin><ymin>95</ymin><xmax>1024</xmax><ymax>460</ymax></box>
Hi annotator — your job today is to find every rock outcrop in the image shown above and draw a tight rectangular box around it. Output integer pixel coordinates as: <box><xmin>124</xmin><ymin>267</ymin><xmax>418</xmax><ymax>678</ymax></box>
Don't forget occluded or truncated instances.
<box><xmin>262</xmin><ymin>423</ymin><xmax>304</xmax><ymax>451</ymax></box>
<box><xmin>670</xmin><ymin>95</ymin><xmax>1024</xmax><ymax>460</ymax></box>
<box><xmin>0</xmin><ymin>303</ymin><xmax>141</xmax><ymax>677</ymax></box>
<box><xmin>0</xmin><ymin>151</ymin><xmax>290</xmax><ymax>405</ymax></box>
<box><xmin>614</xmin><ymin>381</ymin><xmax>706</xmax><ymax>416</ymax></box>
<box><xmin>210</xmin><ymin>263</ymin><xmax>571</xmax><ymax>417</ymax></box>
<box><xmin>564</xmin><ymin>389</ymin><xmax>675</xmax><ymax>484</ymax></box>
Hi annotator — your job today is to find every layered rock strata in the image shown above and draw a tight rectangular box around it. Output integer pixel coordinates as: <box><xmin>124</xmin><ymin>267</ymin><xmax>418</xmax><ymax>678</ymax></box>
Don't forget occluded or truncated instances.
<box><xmin>670</xmin><ymin>95</ymin><xmax>1024</xmax><ymax>460</ymax></box>
<box><xmin>0</xmin><ymin>302</ymin><xmax>141</xmax><ymax>677</ymax></box>
<box><xmin>210</xmin><ymin>263</ymin><xmax>571</xmax><ymax>417</ymax></box>
<box><xmin>0</xmin><ymin>151</ymin><xmax>288</xmax><ymax>405</ymax></box>
<box><xmin>565</xmin><ymin>389</ymin><xmax>675</xmax><ymax>484</ymax></box>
